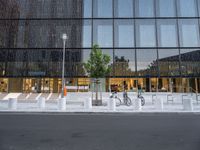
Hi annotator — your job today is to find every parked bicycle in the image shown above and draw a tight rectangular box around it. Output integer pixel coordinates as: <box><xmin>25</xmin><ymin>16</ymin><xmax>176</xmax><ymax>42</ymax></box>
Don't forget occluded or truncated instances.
<box><xmin>110</xmin><ymin>91</ymin><xmax>132</xmax><ymax>106</ymax></box>
<box><xmin>137</xmin><ymin>93</ymin><xmax>145</xmax><ymax>106</ymax></box>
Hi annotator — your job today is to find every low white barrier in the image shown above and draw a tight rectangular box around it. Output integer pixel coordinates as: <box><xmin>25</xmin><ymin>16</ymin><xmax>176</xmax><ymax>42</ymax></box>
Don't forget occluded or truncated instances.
<box><xmin>134</xmin><ymin>98</ymin><xmax>142</xmax><ymax>111</ymax></box>
<box><xmin>108</xmin><ymin>98</ymin><xmax>116</xmax><ymax>111</ymax></box>
<box><xmin>183</xmin><ymin>98</ymin><xmax>193</xmax><ymax>111</ymax></box>
<box><xmin>38</xmin><ymin>97</ymin><xmax>45</xmax><ymax>109</ymax></box>
<box><xmin>58</xmin><ymin>98</ymin><xmax>66</xmax><ymax>111</ymax></box>
<box><xmin>8</xmin><ymin>98</ymin><xmax>17</xmax><ymax>110</ymax></box>
<box><xmin>154</xmin><ymin>98</ymin><xmax>164</xmax><ymax>111</ymax></box>
<box><xmin>84</xmin><ymin>98</ymin><xmax>92</xmax><ymax>110</ymax></box>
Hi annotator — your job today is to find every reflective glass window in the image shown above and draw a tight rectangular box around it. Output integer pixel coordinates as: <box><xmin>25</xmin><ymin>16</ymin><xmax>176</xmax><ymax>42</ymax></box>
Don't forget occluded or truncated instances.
<box><xmin>156</xmin><ymin>0</ymin><xmax>176</xmax><ymax>17</ymax></box>
<box><xmin>83</xmin><ymin>20</ymin><xmax>92</xmax><ymax>48</ymax></box>
<box><xmin>84</xmin><ymin>0</ymin><xmax>92</xmax><ymax>18</ymax></box>
<box><xmin>137</xmin><ymin>49</ymin><xmax>158</xmax><ymax>77</ymax></box>
<box><xmin>93</xmin><ymin>0</ymin><xmax>113</xmax><ymax>18</ymax></box>
<box><xmin>82</xmin><ymin>49</ymin><xmax>91</xmax><ymax>62</ymax></box>
<box><xmin>157</xmin><ymin>19</ymin><xmax>178</xmax><ymax>47</ymax></box>
<box><xmin>114</xmin><ymin>20</ymin><xmax>134</xmax><ymax>47</ymax></box>
<box><xmin>177</xmin><ymin>0</ymin><xmax>197</xmax><ymax>17</ymax></box>
<box><xmin>93</xmin><ymin>20</ymin><xmax>113</xmax><ymax>47</ymax></box>
<box><xmin>180</xmin><ymin>49</ymin><xmax>200</xmax><ymax>76</ymax></box>
<box><xmin>135</xmin><ymin>0</ymin><xmax>155</xmax><ymax>17</ymax></box>
<box><xmin>158</xmin><ymin>49</ymin><xmax>180</xmax><ymax>76</ymax></box>
<box><xmin>114</xmin><ymin>0</ymin><xmax>134</xmax><ymax>17</ymax></box>
<box><xmin>114</xmin><ymin>49</ymin><xmax>136</xmax><ymax>76</ymax></box>
<box><xmin>179</xmin><ymin>19</ymin><xmax>200</xmax><ymax>47</ymax></box>
<box><xmin>136</xmin><ymin>20</ymin><xmax>156</xmax><ymax>47</ymax></box>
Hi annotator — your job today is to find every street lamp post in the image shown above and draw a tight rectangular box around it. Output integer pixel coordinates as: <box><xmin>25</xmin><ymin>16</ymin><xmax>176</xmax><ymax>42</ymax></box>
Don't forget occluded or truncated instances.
<box><xmin>61</xmin><ymin>33</ymin><xmax>68</xmax><ymax>98</ymax></box>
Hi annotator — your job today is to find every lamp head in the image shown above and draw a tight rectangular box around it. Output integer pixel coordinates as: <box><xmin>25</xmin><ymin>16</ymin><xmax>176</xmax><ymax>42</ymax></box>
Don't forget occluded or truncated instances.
<box><xmin>62</xmin><ymin>34</ymin><xmax>68</xmax><ymax>40</ymax></box>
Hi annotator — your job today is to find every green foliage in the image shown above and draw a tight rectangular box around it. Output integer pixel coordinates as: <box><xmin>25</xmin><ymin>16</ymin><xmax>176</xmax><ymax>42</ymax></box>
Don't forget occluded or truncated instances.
<box><xmin>84</xmin><ymin>44</ymin><xmax>111</xmax><ymax>78</ymax></box>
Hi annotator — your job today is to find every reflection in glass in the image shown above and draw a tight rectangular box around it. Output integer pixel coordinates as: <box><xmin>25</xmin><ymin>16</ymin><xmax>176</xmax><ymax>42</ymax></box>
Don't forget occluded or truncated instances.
<box><xmin>83</xmin><ymin>20</ymin><xmax>91</xmax><ymax>48</ymax></box>
<box><xmin>137</xmin><ymin>49</ymin><xmax>158</xmax><ymax>77</ymax></box>
<box><xmin>156</xmin><ymin>0</ymin><xmax>176</xmax><ymax>17</ymax></box>
<box><xmin>177</xmin><ymin>0</ymin><xmax>197</xmax><ymax>17</ymax></box>
<box><xmin>180</xmin><ymin>49</ymin><xmax>200</xmax><ymax>76</ymax></box>
<box><xmin>84</xmin><ymin>0</ymin><xmax>92</xmax><ymax>18</ymax></box>
<box><xmin>157</xmin><ymin>19</ymin><xmax>178</xmax><ymax>47</ymax></box>
<box><xmin>158</xmin><ymin>49</ymin><xmax>180</xmax><ymax>76</ymax></box>
<box><xmin>114</xmin><ymin>20</ymin><xmax>134</xmax><ymax>47</ymax></box>
<box><xmin>135</xmin><ymin>0</ymin><xmax>155</xmax><ymax>17</ymax></box>
<box><xmin>114</xmin><ymin>0</ymin><xmax>134</xmax><ymax>17</ymax></box>
<box><xmin>136</xmin><ymin>20</ymin><xmax>156</xmax><ymax>47</ymax></box>
<box><xmin>93</xmin><ymin>20</ymin><xmax>113</xmax><ymax>47</ymax></box>
<box><xmin>179</xmin><ymin>19</ymin><xmax>200</xmax><ymax>47</ymax></box>
<box><xmin>93</xmin><ymin>0</ymin><xmax>112</xmax><ymax>18</ymax></box>
<box><xmin>114</xmin><ymin>49</ymin><xmax>135</xmax><ymax>76</ymax></box>
<box><xmin>82</xmin><ymin>49</ymin><xmax>91</xmax><ymax>62</ymax></box>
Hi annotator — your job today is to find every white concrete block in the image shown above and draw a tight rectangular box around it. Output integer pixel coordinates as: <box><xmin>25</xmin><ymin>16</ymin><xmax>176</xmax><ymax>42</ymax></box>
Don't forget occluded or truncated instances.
<box><xmin>155</xmin><ymin>98</ymin><xmax>164</xmax><ymax>111</ymax></box>
<box><xmin>135</xmin><ymin>98</ymin><xmax>142</xmax><ymax>111</ymax></box>
<box><xmin>38</xmin><ymin>97</ymin><xmax>45</xmax><ymax>109</ymax></box>
<box><xmin>183</xmin><ymin>98</ymin><xmax>193</xmax><ymax>111</ymax></box>
<box><xmin>84</xmin><ymin>98</ymin><xmax>92</xmax><ymax>110</ymax></box>
<box><xmin>8</xmin><ymin>98</ymin><xmax>17</xmax><ymax>110</ymax></box>
<box><xmin>108</xmin><ymin>98</ymin><xmax>116</xmax><ymax>111</ymax></box>
<box><xmin>58</xmin><ymin>98</ymin><xmax>66</xmax><ymax>111</ymax></box>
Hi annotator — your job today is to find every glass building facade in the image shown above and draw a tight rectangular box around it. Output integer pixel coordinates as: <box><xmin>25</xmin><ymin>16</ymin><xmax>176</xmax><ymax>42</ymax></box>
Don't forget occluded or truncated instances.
<box><xmin>0</xmin><ymin>0</ymin><xmax>200</xmax><ymax>93</ymax></box>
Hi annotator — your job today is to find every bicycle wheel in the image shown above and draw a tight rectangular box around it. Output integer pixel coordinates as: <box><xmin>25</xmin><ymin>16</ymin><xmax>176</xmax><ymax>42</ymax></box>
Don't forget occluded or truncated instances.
<box><xmin>125</xmin><ymin>97</ymin><xmax>132</xmax><ymax>106</ymax></box>
<box><xmin>115</xmin><ymin>97</ymin><xmax>121</xmax><ymax>106</ymax></box>
<box><xmin>140</xmin><ymin>96</ymin><xmax>145</xmax><ymax>106</ymax></box>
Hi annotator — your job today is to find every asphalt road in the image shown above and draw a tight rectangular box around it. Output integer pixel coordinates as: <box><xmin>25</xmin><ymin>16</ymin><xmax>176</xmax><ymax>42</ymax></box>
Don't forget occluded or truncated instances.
<box><xmin>0</xmin><ymin>113</ymin><xmax>200</xmax><ymax>150</ymax></box>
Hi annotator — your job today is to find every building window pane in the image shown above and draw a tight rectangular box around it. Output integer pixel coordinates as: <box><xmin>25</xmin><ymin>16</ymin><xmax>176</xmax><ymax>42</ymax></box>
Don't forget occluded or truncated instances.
<box><xmin>137</xmin><ymin>49</ymin><xmax>158</xmax><ymax>77</ymax></box>
<box><xmin>82</xmin><ymin>49</ymin><xmax>91</xmax><ymax>62</ymax></box>
<box><xmin>84</xmin><ymin>0</ymin><xmax>92</xmax><ymax>18</ymax></box>
<box><xmin>156</xmin><ymin>0</ymin><xmax>176</xmax><ymax>17</ymax></box>
<box><xmin>135</xmin><ymin>0</ymin><xmax>155</xmax><ymax>17</ymax></box>
<box><xmin>114</xmin><ymin>0</ymin><xmax>134</xmax><ymax>17</ymax></box>
<box><xmin>177</xmin><ymin>0</ymin><xmax>197</xmax><ymax>17</ymax></box>
<box><xmin>82</xmin><ymin>20</ymin><xmax>91</xmax><ymax>48</ymax></box>
<box><xmin>114</xmin><ymin>49</ymin><xmax>136</xmax><ymax>76</ymax></box>
<box><xmin>179</xmin><ymin>19</ymin><xmax>200</xmax><ymax>47</ymax></box>
<box><xmin>158</xmin><ymin>49</ymin><xmax>180</xmax><ymax>76</ymax></box>
<box><xmin>114</xmin><ymin>20</ymin><xmax>134</xmax><ymax>47</ymax></box>
<box><xmin>157</xmin><ymin>19</ymin><xmax>178</xmax><ymax>47</ymax></box>
<box><xmin>180</xmin><ymin>49</ymin><xmax>200</xmax><ymax>76</ymax></box>
<box><xmin>136</xmin><ymin>20</ymin><xmax>156</xmax><ymax>47</ymax></box>
<box><xmin>93</xmin><ymin>0</ymin><xmax>113</xmax><ymax>18</ymax></box>
<box><xmin>93</xmin><ymin>20</ymin><xmax>113</xmax><ymax>47</ymax></box>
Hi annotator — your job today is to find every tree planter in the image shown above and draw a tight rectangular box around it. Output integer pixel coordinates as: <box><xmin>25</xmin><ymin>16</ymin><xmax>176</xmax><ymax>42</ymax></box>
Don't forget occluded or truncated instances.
<box><xmin>84</xmin><ymin>44</ymin><xmax>111</xmax><ymax>106</ymax></box>
<box><xmin>91</xmin><ymin>79</ymin><xmax>102</xmax><ymax>106</ymax></box>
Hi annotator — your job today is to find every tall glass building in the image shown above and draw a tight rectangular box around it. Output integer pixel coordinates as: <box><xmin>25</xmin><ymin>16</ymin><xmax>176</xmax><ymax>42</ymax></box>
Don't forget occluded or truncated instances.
<box><xmin>0</xmin><ymin>0</ymin><xmax>200</xmax><ymax>93</ymax></box>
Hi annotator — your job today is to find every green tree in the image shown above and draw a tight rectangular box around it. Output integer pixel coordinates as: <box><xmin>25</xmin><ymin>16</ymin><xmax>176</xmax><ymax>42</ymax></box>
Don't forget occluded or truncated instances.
<box><xmin>84</xmin><ymin>44</ymin><xmax>111</xmax><ymax>78</ymax></box>
<box><xmin>84</xmin><ymin>44</ymin><xmax>111</xmax><ymax>105</ymax></box>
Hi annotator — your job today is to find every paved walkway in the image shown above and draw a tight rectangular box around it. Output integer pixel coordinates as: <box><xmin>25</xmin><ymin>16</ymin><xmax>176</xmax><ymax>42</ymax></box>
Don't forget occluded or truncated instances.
<box><xmin>0</xmin><ymin>92</ymin><xmax>200</xmax><ymax>113</ymax></box>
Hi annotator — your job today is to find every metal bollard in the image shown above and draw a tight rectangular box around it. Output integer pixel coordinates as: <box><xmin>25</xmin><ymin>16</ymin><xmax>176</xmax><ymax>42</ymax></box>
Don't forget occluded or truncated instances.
<box><xmin>183</xmin><ymin>98</ymin><xmax>193</xmax><ymax>111</ymax></box>
<box><xmin>155</xmin><ymin>98</ymin><xmax>164</xmax><ymax>111</ymax></box>
<box><xmin>135</xmin><ymin>98</ymin><xmax>142</xmax><ymax>111</ymax></box>
<box><xmin>38</xmin><ymin>97</ymin><xmax>45</xmax><ymax>109</ymax></box>
<box><xmin>8</xmin><ymin>98</ymin><xmax>17</xmax><ymax>110</ymax></box>
<box><xmin>58</xmin><ymin>98</ymin><xmax>66</xmax><ymax>111</ymax></box>
<box><xmin>84</xmin><ymin>98</ymin><xmax>92</xmax><ymax>110</ymax></box>
<box><xmin>109</xmin><ymin>98</ymin><xmax>116</xmax><ymax>111</ymax></box>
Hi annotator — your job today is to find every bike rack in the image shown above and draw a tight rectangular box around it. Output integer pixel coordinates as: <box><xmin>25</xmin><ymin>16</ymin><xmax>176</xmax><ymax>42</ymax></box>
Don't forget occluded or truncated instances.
<box><xmin>152</xmin><ymin>94</ymin><xmax>157</xmax><ymax>104</ymax></box>
<box><xmin>167</xmin><ymin>94</ymin><xmax>174</xmax><ymax>103</ymax></box>
<box><xmin>197</xmin><ymin>95</ymin><xmax>200</xmax><ymax>104</ymax></box>
<box><xmin>182</xmin><ymin>94</ymin><xmax>189</xmax><ymax>104</ymax></box>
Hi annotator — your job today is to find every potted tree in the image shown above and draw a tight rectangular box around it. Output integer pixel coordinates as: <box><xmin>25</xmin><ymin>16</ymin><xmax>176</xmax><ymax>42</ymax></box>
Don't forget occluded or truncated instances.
<box><xmin>84</xmin><ymin>44</ymin><xmax>111</xmax><ymax>106</ymax></box>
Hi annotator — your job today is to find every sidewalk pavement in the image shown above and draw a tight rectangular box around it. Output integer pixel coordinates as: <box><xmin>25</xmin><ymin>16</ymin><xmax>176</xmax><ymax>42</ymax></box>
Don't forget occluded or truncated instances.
<box><xmin>0</xmin><ymin>93</ymin><xmax>200</xmax><ymax>113</ymax></box>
